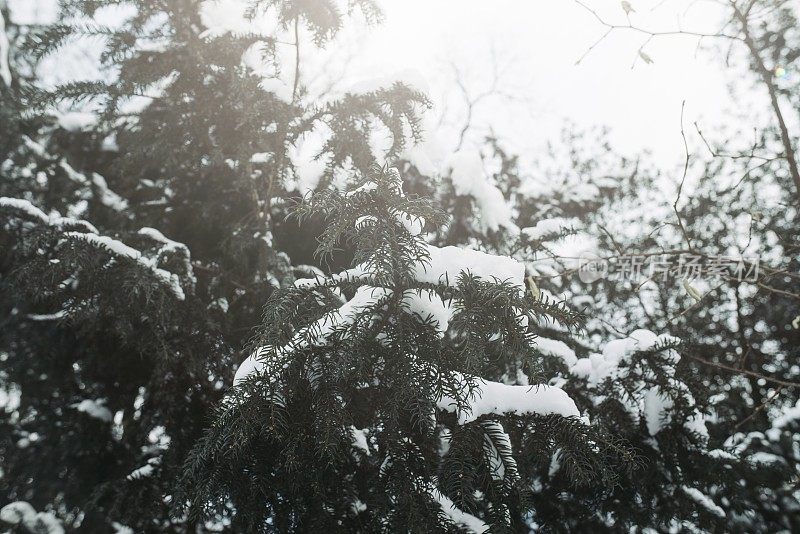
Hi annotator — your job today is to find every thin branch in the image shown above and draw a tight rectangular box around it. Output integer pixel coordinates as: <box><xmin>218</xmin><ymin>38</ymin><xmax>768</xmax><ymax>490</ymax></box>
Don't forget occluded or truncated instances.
<box><xmin>734</xmin><ymin>386</ymin><xmax>783</xmax><ymax>431</ymax></box>
<box><xmin>573</xmin><ymin>0</ymin><xmax>742</xmax><ymax>63</ymax></box>
<box><xmin>291</xmin><ymin>17</ymin><xmax>300</xmax><ymax>103</ymax></box>
<box><xmin>688</xmin><ymin>354</ymin><xmax>800</xmax><ymax>388</ymax></box>
<box><xmin>730</xmin><ymin>1</ymin><xmax>800</xmax><ymax>203</ymax></box>
<box><xmin>673</xmin><ymin>101</ymin><xmax>694</xmax><ymax>251</ymax></box>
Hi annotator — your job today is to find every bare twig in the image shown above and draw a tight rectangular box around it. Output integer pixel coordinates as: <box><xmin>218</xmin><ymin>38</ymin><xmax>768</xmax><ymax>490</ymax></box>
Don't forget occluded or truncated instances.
<box><xmin>730</xmin><ymin>1</ymin><xmax>800</xmax><ymax>202</ymax></box>
<box><xmin>688</xmin><ymin>354</ymin><xmax>800</xmax><ymax>388</ymax></box>
<box><xmin>674</xmin><ymin>101</ymin><xmax>694</xmax><ymax>251</ymax></box>
<box><xmin>734</xmin><ymin>386</ymin><xmax>783</xmax><ymax>431</ymax></box>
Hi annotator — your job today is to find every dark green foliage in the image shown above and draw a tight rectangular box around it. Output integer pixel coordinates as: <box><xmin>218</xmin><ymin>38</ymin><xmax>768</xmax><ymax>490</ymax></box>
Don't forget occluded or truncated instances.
<box><xmin>1</xmin><ymin>0</ymin><xmax>428</xmax><ymax>531</ymax></box>
<box><xmin>181</xmin><ymin>167</ymin><xmax>635</xmax><ymax>532</ymax></box>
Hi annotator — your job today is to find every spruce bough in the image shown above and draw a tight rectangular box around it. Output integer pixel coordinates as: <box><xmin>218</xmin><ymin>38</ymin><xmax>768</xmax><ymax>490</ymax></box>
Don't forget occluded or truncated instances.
<box><xmin>182</xmin><ymin>167</ymin><xmax>633</xmax><ymax>532</ymax></box>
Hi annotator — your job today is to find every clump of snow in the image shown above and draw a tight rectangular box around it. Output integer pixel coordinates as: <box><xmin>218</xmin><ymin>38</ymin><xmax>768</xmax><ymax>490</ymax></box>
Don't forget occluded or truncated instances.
<box><xmin>535</xmin><ymin>337</ymin><xmax>578</xmax><ymax>367</ymax></box>
<box><xmin>344</xmin><ymin>181</ymin><xmax>378</xmax><ymax>197</ymax></box>
<box><xmin>250</xmin><ymin>152</ymin><xmax>270</xmax><ymax>164</ymax></box>
<box><xmin>127</xmin><ymin>457</ymin><xmax>161</xmax><ymax>481</ymax></box>
<box><xmin>394</xmin><ymin>211</ymin><xmax>425</xmax><ymax>236</ymax></box>
<box><xmin>1</xmin><ymin>197</ymin><xmax>99</xmax><ymax>234</ymax></box>
<box><xmin>233</xmin><ymin>353</ymin><xmax>267</xmax><ymax>387</ymax></box>
<box><xmin>0</xmin><ymin>10</ymin><xmax>11</xmax><ymax>87</ymax></box>
<box><xmin>91</xmin><ymin>173</ymin><xmax>129</xmax><ymax>211</ymax></box>
<box><xmin>0</xmin><ymin>501</ymin><xmax>64</xmax><ymax>534</ymax></box>
<box><xmin>429</xmin><ymin>483</ymin><xmax>489</xmax><ymax>533</ymax></box>
<box><xmin>71</xmin><ymin>398</ymin><xmax>113</xmax><ymax>423</ymax></box>
<box><xmin>294</xmin><ymin>245</ymin><xmax>525</xmax><ymax>296</ymax></box>
<box><xmin>770</xmin><ymin>399</ymin><xmax>800</xmax><ymax>433</ymax></box>
<box><xmin>643</xmin><ymin>386</ymin><xmax>672</xmax><ymax>436</ymax></box>
<box><xmin>349</xmin><ymin>426</ymin><xmax>370</xmax><ymax>456</ymax></box>
<box><xmin>56</xmin><ymin>111</ymin><xmax>98</xmax><ymax>132</ymax></box>
<box><xmin>520</xmin><ymin>217</ymin><xmax>578</xmax><ymax>241</ymax></box>
<box><xmin>65</xmin><ymin>232</ymin><xmax>186</xmax><ymax>300</ymax></box>
<box><xmin>138</xmin><ymin>227</ymin><xmax>196</xmax><ymax>287</ymax></box>
<box><xmin>447</xmin><ymin>151</ymin><xmax>517</xmax><ymax>233</ymax></box>
<box><xmin>747</xmin><ymin>451</ymin><xmax>783</xmax><ymax>465</ymax></box>
<box><xmin>401</xmin><ymin>289</ymin><xmax>453</xmax><ymax>336</ymax></box>
<box><xmin>414</xmin><ymin>244</ymin><xmax>525</xmax><ymax>291</ymax></box>
<box><xmin>569</xmin><ymin>330</ymin><xmax>708</xmax><ymax>439</ymax></box>
<box><xmin>1</xmin><ymin>197</ymin><xmax>49</xmax><ymax>223</ymax></box>
<box><xmin>111</xmin><ymin>522</ymin><xmax>135</xmax><ymax>534</ymax></box>
<box><xmin>259</xmin><ymin>76</ymin><xmax>293</xmax><ymax>103</ymax></box>
<box><xmin>294</xmin><ymin>263</ymin><xmax>371</xmax><ymax>289</ymax></box>
<box><xmin>681</xmin><ymin>486</ymin><xmax>725</xmax><ymax>518</ymax></box>
<box><xmin>569</xmin><ymin>329</ymin><xmax>678</xmax><ymax>386</ymax></box>
<box><xmin>351</xmin><ymin>499</ymin><xmax>367</xmax><ymax>515</ymax></box>
<box><xmin>55</xmin><ymin>156</ymin><xmax>128</xmax><ymax>212</ymax></box>
<box><xmin>438</xmin><ymin>374</ymin><xmax>579</xmax><ymax>425</ymax></box>
<box><xmin>235</xmin><ymin>286</ymin><xmax>391</xmax><ymax>385</ymax></box>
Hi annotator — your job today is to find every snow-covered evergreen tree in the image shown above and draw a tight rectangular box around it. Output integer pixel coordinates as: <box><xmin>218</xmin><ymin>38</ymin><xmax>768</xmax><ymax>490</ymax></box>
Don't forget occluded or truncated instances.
<box><xmin>182</xmin><ymin>165</ymin><xmax>637</xmax><ymax>531</ymax></box>
<box><xmin>2</xmin><ymin>1</ymin><xmax>426</xmax><ymax>530</ymax></box>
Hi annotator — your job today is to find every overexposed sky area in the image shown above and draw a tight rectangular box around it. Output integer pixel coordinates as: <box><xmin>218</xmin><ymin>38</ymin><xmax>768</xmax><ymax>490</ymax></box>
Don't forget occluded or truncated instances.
<box><xmin>366</xmin><ymin>0</ymin><xmax>749</xmax><ymax>168</ymax></box>
<box><xmin>9</xmin><ymin>0</ymin><xmax>774</xmax><ymax>171</ymax></box>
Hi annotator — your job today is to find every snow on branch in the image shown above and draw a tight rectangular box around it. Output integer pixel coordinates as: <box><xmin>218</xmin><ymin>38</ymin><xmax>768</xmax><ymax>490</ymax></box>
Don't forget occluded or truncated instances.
<box><xmin>0</xmin><ymin>9</ymin><xmax>11</xmax><ymax>87</ymax></box>
<box><xmin>234</xmin><ymin>285</ymin><xmax>392</xmax><ymax>385</ymax></box>
<box><xmin>138</xmin><ymin>227</ymin><xmax>197</xmax><ymax>288</ymax></box>
<box><xmin>438</xmin><ymin>372</ymin><xmax>579</xmax><ymax>425</ymax></box>
<box><xmin>447</xmin><ymin>151</ymin><xmax>517</xmax><ymax>233</ymax></box>
<box><xmin>0</xmin><ymin>501</ymin><xmax>64</xmax><ymax>534</ymax></box>
<box><xmin>0</xmin><ymin>196</ymin><xmax>98</xmax><ymax>233</ymax></box>
<box><xmin>65</xmin><ymin>232</ymin><xmax>186</xmax><ymax>300</ymax></box>
<box><xmin>427</xmin><ymin>481</ymin><xmax>489</xmax><ymax>533</ymax></box>
<box><xmin>414</xmin><ymin>244</ymin><xmax>526</xmax><ymax>291</ymax></box>
<box><xmin>680</xmin><ymin>486</ymin><xmax>725</xmax><ymax>518</ymax></box>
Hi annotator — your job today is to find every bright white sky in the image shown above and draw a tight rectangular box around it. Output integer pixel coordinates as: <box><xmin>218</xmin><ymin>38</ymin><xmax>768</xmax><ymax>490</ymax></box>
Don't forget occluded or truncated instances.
<box><xmin>11</xmin><ymin>0</ymin><xmax>770</xmax><ymax>171</ymax></box>
<box><xmin>364</xmin><ymin>0</ymin><xmax>746</xmax><ymax>168</ymax></box>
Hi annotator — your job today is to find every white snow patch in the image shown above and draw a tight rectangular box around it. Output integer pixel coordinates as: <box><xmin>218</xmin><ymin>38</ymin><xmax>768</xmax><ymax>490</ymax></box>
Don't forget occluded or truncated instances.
<box><xmin>344</xmin><ymin>181</ymin><xmax>378</xmax><ymax>197</ymax></box>
<box><xmin>535</xmin><ymin>337</ymin><xmax>577</xmax><ymax>367</ymax></box>
<box><xmin>414</xmin><ymin>244</ymin><xmax>525</xmax><ymax>291</ymax></box>
<box><xmin>56</xmin><ymin>111</ymin><xmax>98</xmax><ymax>132</ymax></box>
<box><xmin>430</xmin><ymin>485</ymin><xmax>489</xmax><ymax>533</ymax></box>
<box><xmin>520</xmin><ymin>217</ymin><xmax>578</xmax><ymax>241</ymax></box>
<box><xmin>643</xmin><ymin>387</ymin><xmax>673</xmax><ymax>436</ymax></box>
<box><xmin>235</xmin><ymin>286</ymin><xmax>391</xmax><ymax>385</ymax></box>
<box><xmin>91</xmin><ymin>173</ymin><xmax>129</xmax><ymax>211</ymax></box>
<box><xmin>0</xmin><ymin>10</ymin><xmax>10</xmax><ymax>87</ymax></box>
<box><xmin>0</xmin><ymin>501</ymin><xmax>64</xmax><ymax>534</ymax></box>
<box><xmin>438</xmin><ymin>375</ymin><xmax>579</xmax><ymax>425</ymax></box>
<box><xmin>681</xmin><ymin>486</ymin><xmax>725</xmax><ymax>518</ymax></box>
<box><xmin>395</xmin><ymin>211</ymin><xmax>425</xmax><ymax>236</ymax></box>
<box><xmin>447</xmin><ymin>151</ymin><xmax>517</xmax><ymax>233</ymax></box>
<box><xmin>127</xmin><ymin>457</ymin><xmax>161</xmax><ymax>480</ymax></box>
<box><xmin>569</xmin><ymin>329</ymin><xmax>679</xmax><ymax>386</ymax></box>
<box><xmin>65</xmin><ymin>232</ymin><xmax>185</xmax><ymax>300</ymax></box>
<box><xmin>1</xmin><ymin>197</ymin><xmax>98</xmax><ymax>233</ymax></box>
<box><xmin>259</xmin><ymin>77</ymin><xmax>293</xmax><ymax>104</ymax></box>
<box><xmin>349</xmin><ymin>426</ymin><xmax>370</xmax><ymax>456</ymax></box>
<box><xmin>748</xmin><ymin>451</ymin><xmax>783</xmax><ymax>465</ymax></box>
<box><xmin>71</xmin><ymin>398</ymin><xmax>113</xmax><ymax>423</ymax></box>
<box><xmin>111</xmin><ymin>522</ymin><xmax>135</xmax><ymax>534</ymax></box>
<box><xmin>401</xmin><ymin>289</ymin><xmax>453</xmax><ymax>335</ymax></box>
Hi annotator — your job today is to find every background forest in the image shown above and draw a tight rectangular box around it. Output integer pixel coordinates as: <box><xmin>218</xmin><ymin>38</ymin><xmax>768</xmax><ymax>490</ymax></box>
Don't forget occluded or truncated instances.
<box><xmin>0</xmin><ymin>0</ymin><xmax>798</xmax><ymax>532</ymax></box>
